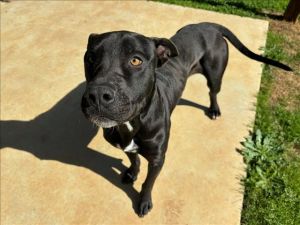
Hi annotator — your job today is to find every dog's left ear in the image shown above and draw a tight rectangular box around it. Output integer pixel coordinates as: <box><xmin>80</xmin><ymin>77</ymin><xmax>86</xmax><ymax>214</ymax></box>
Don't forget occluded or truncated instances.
<box><xmin>87</xmin><ymin>33</ymin><xmax>98</xmax><ymax>49</ymax></box>
<box><xmin>152</xmin><ymin>38</ymin><xmax>179</xmax><ymax>66</ymax></box>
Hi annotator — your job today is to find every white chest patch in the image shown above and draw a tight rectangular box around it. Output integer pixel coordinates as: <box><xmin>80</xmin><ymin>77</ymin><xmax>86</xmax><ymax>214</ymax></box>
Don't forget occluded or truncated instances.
<box><xmin>124</xmin><ymin>121</ymin><xmax>133</xmax><ymax>132</ymax></box>
<box><xmin>124</xmin><ymin>139</ymin><xmax>139</xmax><ymax>153</ymax></box>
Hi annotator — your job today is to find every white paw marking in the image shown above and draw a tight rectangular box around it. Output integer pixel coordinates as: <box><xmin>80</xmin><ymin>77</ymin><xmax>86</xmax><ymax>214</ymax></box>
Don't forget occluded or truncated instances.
<box><xmin>124</xmin><ymin>139</ymin><xmax>138</xmax><ymax>153</ymax></box>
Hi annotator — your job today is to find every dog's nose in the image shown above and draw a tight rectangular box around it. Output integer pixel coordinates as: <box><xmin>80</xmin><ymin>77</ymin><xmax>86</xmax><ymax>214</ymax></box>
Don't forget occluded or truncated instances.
<box><xmin>101</xmin><ymin>90</ymin><xmax>114</xmax><ymax>104</ymax></box>
<box><xmin>88</xmin><ymin>91</ymin><xmax>98</xmax><ymax>106</ymax></box>
<box><xmin>87</xmin><ymin>86</ymin><xmax>115</xmax><ymax>106</ymax></box>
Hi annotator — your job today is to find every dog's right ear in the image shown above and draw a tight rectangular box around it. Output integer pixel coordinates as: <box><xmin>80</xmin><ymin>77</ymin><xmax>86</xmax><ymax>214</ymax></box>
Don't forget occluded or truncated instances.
<box><xmin>152</xmin><ymin>37</ymin><xmax>179</xmax><ymax>67</ymax></box>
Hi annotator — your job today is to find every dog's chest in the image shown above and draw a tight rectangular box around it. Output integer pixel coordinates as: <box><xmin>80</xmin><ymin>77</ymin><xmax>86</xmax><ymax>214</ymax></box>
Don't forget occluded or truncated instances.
<box><xmin>117</xmin><ymin>122</ymin><xmax>139</xmax><ymax>153</ymax></box>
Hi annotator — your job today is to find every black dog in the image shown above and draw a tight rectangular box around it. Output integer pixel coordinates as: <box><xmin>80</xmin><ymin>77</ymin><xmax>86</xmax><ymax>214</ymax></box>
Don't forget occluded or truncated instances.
<box><xmin>81</xmin><ymin>22</ymin><xmax>292</xmax><ymax>217</ymax></box>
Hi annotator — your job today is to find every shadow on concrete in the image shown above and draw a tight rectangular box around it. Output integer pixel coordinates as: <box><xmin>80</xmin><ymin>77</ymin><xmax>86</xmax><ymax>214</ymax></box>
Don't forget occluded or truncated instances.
<box><xmin>178</xmin><ymin>98</ymin><xmax>208</xmax><ymax>111</ymax></box>
<box><xmin>0</xmin><ymin>82</ymin><xmax>209</xmax><ymax>213</ymax></box>
<box><xmin>0</xmin><ymin>83</ymin><xmax>141</xmax><ymax>212</ymax></box>
<box><xmin>178</xmin><ymin>98</ymin><xmax>212</xmax><ymax>118</ymax></box>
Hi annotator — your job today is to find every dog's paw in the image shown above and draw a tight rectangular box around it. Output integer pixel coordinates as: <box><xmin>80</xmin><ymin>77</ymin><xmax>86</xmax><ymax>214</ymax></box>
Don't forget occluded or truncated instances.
<box><xmin>208</xmin><ymin>108</ymin><xmax>221</xmax><ymax>120</ymax></box>
<box><xmin>122</xmin><ymin>169</ymin><xmax>138</xmax><ymax>184</ymax></box>
<box><xmin>138</xmin><ymin>198</ymin><xmax>153</xmax><ymax>217</ymax></box>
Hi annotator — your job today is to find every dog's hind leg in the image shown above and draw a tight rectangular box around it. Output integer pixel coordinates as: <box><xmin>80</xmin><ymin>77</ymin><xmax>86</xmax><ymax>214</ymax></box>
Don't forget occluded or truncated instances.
<box><xmin>201</xmin><ymin>38</ymin><xmax>228</xmax><ymax>119</ymax></box>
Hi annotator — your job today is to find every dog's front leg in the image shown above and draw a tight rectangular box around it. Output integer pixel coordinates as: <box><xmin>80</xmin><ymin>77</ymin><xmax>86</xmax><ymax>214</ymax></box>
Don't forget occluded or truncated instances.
<box><xmin>138</xmin><ymin>155</ymin><xmax>165</xmax><ymax>217</ymax></box>
<box><xmin>122</xmin><ymin>152</ymin><xmax>140</xmax><ymax>184</ymax></box>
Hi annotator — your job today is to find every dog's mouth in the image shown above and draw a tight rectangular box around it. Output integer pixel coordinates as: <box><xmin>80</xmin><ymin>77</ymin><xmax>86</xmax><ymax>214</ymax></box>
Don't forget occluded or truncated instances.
<box><xmin>81</xmin><ymin>95</ymin><xmax>132</xmax><ymax>128</ymax></box>
<box><xmin>88</xmin><ymin>115</ymin><xmax>119</xmax><ymax>128</ymax></box>
<box><xmin>82</xmin><ymin>107</ymin><xmax>121</xmax><ymax>128</ymax></box>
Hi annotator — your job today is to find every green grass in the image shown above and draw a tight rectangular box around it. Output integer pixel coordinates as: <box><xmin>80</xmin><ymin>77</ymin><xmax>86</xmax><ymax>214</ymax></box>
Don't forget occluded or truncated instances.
<box><xmin>244</xmin><ymin>30</ymin><xmax>300</xmax><ymax>224</ymax></box>
<box><xmin>156</xmin><ymin>0</ymin><xmax>300</xmax><ymax>224</ymax></box>
<box><xmin>257</xmin><ymin>31</ymin><xmax>300</xmax><ymax>144</ymax></box>
<box><xmin>156</xmin><ymin>0</ymin><xmax>289</xmax><ymax>18</ymax></box>
<box><xmin>241</xmin><ymin>130</ymin><xmax>300</xmax><ymax>225</ymax></box>
<box><xmin>263</xmin><ymin>32</ymin><xmax>300</xmax><ymax>72</ymax></box>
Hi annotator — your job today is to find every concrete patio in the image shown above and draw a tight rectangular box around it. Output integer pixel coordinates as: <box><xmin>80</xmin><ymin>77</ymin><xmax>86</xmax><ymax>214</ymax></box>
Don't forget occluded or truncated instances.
<box><xmin>1</xmin><ymin>1</ymin><xmax>268</xmax><ymax>224</ymax></box>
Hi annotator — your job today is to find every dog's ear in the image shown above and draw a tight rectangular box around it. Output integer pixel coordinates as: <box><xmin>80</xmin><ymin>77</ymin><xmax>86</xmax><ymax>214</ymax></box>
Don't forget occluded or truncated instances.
<box><xmin>87</xmin><ymin>33</ymin><xmax>98</xmax><ymax>49</ymax></box>
<box><xmin>152</xmin><ymin>38</ymin><xmax>179</xmax><ymax>66</ymax></box>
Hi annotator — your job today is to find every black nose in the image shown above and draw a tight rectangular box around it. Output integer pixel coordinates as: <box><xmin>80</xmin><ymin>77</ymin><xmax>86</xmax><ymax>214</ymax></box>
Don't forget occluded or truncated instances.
<box><xmin>87</xmin><ymin>86</ymin><xmax>115</xmax><ymax>106</ymax></box>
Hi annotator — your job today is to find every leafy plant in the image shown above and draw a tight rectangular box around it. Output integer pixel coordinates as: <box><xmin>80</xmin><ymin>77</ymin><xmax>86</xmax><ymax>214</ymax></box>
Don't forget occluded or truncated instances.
<box><xmin>241</xmin><ymin>129</ymin><xmax>300</xmax><ymax>225</ymax></box>
<box><xmin>241</xmin><ymin>130</ymin><xmax>285</xmax><ymax>193</ymax></box>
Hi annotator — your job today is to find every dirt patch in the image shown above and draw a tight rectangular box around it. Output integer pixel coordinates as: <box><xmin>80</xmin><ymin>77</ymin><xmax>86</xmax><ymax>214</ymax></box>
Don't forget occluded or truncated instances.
<box><xmin>164</xmin><ymin>199</ymin><xmax>184</xmax><ymax>224</ymax></box>
<box><xmin>269</xmin><ymin>20</ymin><xmax>300</xmax><ymax>67</ymax></box>
<box><xmin>270</xmin><ymin>70</ymin><xmax>300</xmax><ymax>111</ymax></box>
<box><xmin>268</xmin><ymin>20</ymin><xmax>300</xmax><ymax>111</ymax></box>
<box><xmin>269</xmin><ymin>20</ymin><xmax>300</xmax><ymax>43</ymax></box>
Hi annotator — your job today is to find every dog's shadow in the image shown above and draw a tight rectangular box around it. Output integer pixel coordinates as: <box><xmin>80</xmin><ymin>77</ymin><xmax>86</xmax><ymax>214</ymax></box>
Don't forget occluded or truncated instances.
<box><xmin>177</xmin><ymin>98</ymin><xmax>209</xmax><ymax>114</ymax></box>
<box><xmin>0</xmin><ymin>82</ymin><xmax>208</xmax><ymax>213</ymax></box>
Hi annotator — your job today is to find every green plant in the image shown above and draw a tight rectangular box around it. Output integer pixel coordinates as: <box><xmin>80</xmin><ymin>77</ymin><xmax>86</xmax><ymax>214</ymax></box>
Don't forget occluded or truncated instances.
<box><xmin>241</xmin><ymin>130</ymin><xmax>300</xmax><ymax>225</ymax></box>
<box><xmin>241</xmin><ymin>130</ymin><xmax>285</xmax><ymax>193</ymax></box>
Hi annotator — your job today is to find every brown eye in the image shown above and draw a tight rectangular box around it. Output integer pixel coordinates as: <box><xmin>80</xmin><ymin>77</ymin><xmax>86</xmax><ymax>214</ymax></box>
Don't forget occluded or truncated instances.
<box><xmin>130</xmin><ymin>57</ymin><xmax>143</xmax><ymax>66</ymax></box>
<box><xmin>86</xmin><ymin>52</ymin><xmax>95</xmax><ymax>64</ymax></box>
<box><xmin>88</xmin><ymin>55</ymin><xmax>94</xmax><ymax>64</ymax></box>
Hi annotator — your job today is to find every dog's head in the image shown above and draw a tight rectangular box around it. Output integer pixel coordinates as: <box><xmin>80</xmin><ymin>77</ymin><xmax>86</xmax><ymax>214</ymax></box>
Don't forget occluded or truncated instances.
<box><xmin>81</xmin><ymin>31</ymin><xmax>178</xmax><ymax>128</ymax></box>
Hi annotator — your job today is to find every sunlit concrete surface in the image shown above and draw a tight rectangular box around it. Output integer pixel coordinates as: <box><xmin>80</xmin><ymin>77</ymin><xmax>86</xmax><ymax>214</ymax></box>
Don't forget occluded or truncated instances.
<box><xmin>1</xmin><ymin>1</ymin><xmax>268</xmax><ymax>224</ymax></box>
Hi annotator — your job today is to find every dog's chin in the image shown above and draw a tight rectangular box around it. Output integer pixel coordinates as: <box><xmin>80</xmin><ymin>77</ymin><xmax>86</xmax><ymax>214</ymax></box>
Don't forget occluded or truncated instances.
<box><xmin>89</xmin><ymin>116</ymin><xmax>119</xmax><ymax>128</ymax></box>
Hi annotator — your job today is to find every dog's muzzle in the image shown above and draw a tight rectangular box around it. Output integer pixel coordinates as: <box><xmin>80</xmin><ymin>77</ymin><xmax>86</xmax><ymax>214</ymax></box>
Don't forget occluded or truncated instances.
<box><xmin>81</xmin><ymin>84</ymin><xmax>130</xmax><ymax>128</ymax></box>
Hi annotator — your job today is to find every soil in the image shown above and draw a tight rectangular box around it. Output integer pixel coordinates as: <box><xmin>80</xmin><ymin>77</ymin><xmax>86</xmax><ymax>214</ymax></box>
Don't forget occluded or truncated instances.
<box><xmin>268</xmin><ymin>20</ymin><xmax>300</xmax><ymax>111</ymax></box>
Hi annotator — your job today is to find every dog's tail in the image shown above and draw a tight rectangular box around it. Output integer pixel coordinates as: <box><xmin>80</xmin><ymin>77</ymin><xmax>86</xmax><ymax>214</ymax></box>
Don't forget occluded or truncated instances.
<box><xmin>211</xmin><ymin>23</ymin><xmax>292</xmax><ymax>71</ymax></box>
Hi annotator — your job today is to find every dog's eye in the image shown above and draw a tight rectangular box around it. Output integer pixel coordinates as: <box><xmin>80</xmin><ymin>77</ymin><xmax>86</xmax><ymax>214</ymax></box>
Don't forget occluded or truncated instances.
<box><xmin>88</xmin><ymin>55</ymin><xmax>94</xmax><ymax>64</ymax></box>
<box><xmin>88</xmin><ymin>57</ymin><xmax>93</xmax><ymax>63</ymax></box>
<box><xmin>129</xmin><ymin>57</ymin><xmax>143</xmax><ymax>66</ymax></box>
<box><xmin>86</xmin><ymin>52</ymin><xmax>95</xmax><ymax>64</ymax></box>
